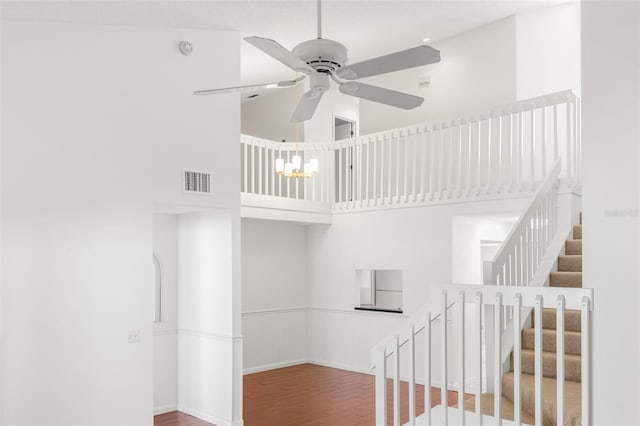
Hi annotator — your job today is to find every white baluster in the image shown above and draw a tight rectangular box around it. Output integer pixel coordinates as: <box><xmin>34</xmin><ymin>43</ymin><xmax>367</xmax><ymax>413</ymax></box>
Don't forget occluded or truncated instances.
<box><xmin>428</xmin><ymin>127</ymin><xmax>435</xmax><ymax>200</ymax></box>
<box><xmin>408</xmin><ymin>324</ymin><xmax>416</xmax><ymax>425</ymax></box>
<box><xmin>365</xmin><ymin>138</ymin><xmax>371</xmax><ymax>207</ymax></box>
<box><xmin>251</xmin><ymin>141</ymin><xmax>256</xmax><ymax>194</ymax></box>
<box><xmin>476</xmin><ymin>120</ymin><xmax>482</xmax><ymax>196</ymax></box>
<box><xmin>394</xmin><ymin>335</ymin><xmax>401</xmax><ymax>426</ymax></box>
<box><xmin>494</xmin><ymin>292</ymin><xmax>502</xmax><ymax>425</ymax></box>
<box><xmin>438</xmin><ymin>125</ymin><xmax>445</xmax><ymax>199</ymax></box>
<box><xmin>466</xmin><ymin>122</ymin><xmax>473</xmax><ymax>197</ymax></box>
<box><xmin>518</xmin><ymin>110</ymin><xmax>524</xmax><ymax>191</ymax></box>
<box><xmin>514</xmin><ymin>293</ymin><xmax>522</xmax><ymax>426</ymax></box>
<box><xmin>497</xmin><ymin>115</ymin><xmax>503</xmax><ymax>193</ymax></box>
<box><xmin>447</xmin><ymin>123</ymin><xmax>454</xmax><ymax>199</ymax></box>
<box><xmin>380</xmin><ymin>135</ymin><xmax>385</xmax><ymax>205</ymax></box>
<box><xmin>412</xmin><ymin>129</ymin><xmax>418</xmax><ymax>203</ymax></box>
<box><xmin>373</xmin><ymin>135</ymin><xmax>378</xmax><ymax>206</ymax></box>
<box><xmin>541</xmin><ymin>107</ymin><xmax>547</xmax><ymax>178</ymax></box>
<box><xmin>456</xmin><ymin>123</ymin><xmax>463</xmax><ymax>198</ymax></box>
<box><xmin>487</xmin><ymin>117</ymin><xmax>493</xmax><ymax>195</ymax></box>
<box><xmin>338</xmin><ymin>144</ymin><xmax>343</xmax><ymax>206</ymax></box>
<box><xmin>556</xmin><ymin>295</ymin><xmax>565</xmax><ymax>426</ymax></box>
<box><xmin>242</xmin><ymin>138</ymin><xmax>248</xmax><ymax>193</ymax></box>
<box><xmin>420</xmin><ymin>127</ymin><xmax>427</xmax><ymax>202</ymax></box>
<box><xmin>286</xmin><ymin>149</ymin><xmax>291</xmax><ymax>198</ymax></box>
<box><xmin>358</xmin><ymin>140</ymin><xmax>363</xmax><ymax>208</ymax></box>
<box><xmin>530</xmin><ymin>109</ymin><xmax>536</xmax><ymax>188</ymax></box>
<box><xmin>534</xmin><ymin>295</ymin><xmax>543</xmax><ymax>426</ymax></box>
<box><xmin>458</xmin><ymin>291</ymin><xmax>466</xmax><ymax>426</ymax></box>
<box><xmin>441</xmin><ymin>290</ymin><xmax>448</xmax><ymax>424</ymax></box>
<box><xmin>475</xmin><ymin>292</ymin><xmax>483</xmax><ymax>426</ymax></box>
<box><xmin>258</xmin><ymin>141</ymin><xmax>263</xmax><ymax>194</ymax></box>
<box><xmin>375</xmin><ymin>346</ymin><xmax>387</xmax><ymax>426</ymax></box>
<box><xmin>425</xmin><ymin>310</ymin><xmax>432</xmax><ymax>426</ymax></box>
<box><xmin>581</xmin><ymin>296</ymin><xmax>592</xmax><ymax>426</ymax></box>
<box><xmin>388</xmin><ymin>134</ymin><xmax>393</xmax><ymax>204</ymax></box>
<box><xmin>402</xmin><ymin>130</ymin><xmax>408</xmax><ymax>203</ymax></box>
<box><xmin>566</xmin><ymin>101</ymin><xmax>572</xmax><ymax>181</ymax></box>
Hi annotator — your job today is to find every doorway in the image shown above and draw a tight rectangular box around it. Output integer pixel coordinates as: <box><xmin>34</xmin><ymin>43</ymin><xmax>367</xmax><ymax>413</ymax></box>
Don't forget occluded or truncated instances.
<box><xmin>152</xmin><ymin>206</ymin><xmax>239</xmax><ymax>425</ymax></box>
<box><xmin>333</xmin><ymin>115</ymin><xmax>358</xmax><ymax>203</ymax></box>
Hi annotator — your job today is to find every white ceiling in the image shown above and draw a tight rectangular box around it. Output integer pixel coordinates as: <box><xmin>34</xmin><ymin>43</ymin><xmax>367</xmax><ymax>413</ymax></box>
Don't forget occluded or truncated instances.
<box><xmin>3</xmin><ymin>0</ymin><xmax>563</xmax><ymax>88</ymax></box>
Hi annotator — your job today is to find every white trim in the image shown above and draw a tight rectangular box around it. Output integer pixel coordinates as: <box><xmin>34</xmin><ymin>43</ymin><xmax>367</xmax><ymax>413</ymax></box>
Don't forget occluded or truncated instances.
<box><xmin>243</xmin><ymin>359</ymin><xmax>308</xmax><ymax>375</ymax></box>
<box><xmin>177</xmin><ymin>404</ymin><xmax>234</xmax><ymax>426</ymax></box>
<box><xmin>153</xmin><ymin>329</ymin><xmax>177</xmax><ymax>337</ymax></box>
<box><xmin>153</xmin><ymin>404</ymin><xmax>178</xmax><ymax>416</ymax></box>
<box><xmin>178</xmin><ymin>329</ymin><xmax>242</xmax><ymax>343</ymax></box>
<box><xmin>242</xmin><ymin>306</ymin><xmax>307</xmax><ymax>316</ymax></box>
<box><xmin>331</xmin><ymin>191</ymin><xmax>532</xmax><ymax>215</ymax></box>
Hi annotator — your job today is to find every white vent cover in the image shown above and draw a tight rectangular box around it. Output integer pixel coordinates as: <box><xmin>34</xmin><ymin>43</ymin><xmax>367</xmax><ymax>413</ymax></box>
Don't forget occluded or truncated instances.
<box><xmin>183</xmin><ymin>170</ymin><xmax>211</xmax><ymax>194</ymax></box>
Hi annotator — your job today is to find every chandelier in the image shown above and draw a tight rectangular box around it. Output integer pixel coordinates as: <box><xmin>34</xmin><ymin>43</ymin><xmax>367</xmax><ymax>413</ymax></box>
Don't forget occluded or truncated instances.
<box><xmin>274</xmin><ymin>78</ymin><xmax>319</xmax><ymax>178</ymax></box>
<box><xmin>275</xmin><ymin>154</ymin><xmax>319</xmax><ymax>178</ymax></box>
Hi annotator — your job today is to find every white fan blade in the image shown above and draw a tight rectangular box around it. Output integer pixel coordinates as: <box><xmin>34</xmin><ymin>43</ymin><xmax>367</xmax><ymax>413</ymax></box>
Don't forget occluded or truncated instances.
<box><xmin>339</xmin><ymin>82</ymin><xmax>423</xmax><ymax>109</ymax></box>
<box><xmin>336</xmin><ymin>45</ymin><xmax>440</xmax><ymax>80</ymax></box>
<box><xmin>290</xmin><ymin>89</ymin><xmax>324</xmax><ymax>122</ymax></box>
<box><xmin>245</xmin><ymin>36</ymin><xmax>317</xmax><ymax>76</ymax></box>
<box><xmin>193</xmin><ymin>77</ymin><xmax>305</xmax><ymax>96</ymax></box>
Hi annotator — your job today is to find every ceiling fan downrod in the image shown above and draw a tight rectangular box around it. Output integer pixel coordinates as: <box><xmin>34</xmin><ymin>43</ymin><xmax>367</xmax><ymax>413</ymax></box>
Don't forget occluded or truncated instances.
<box><xmin>317</xmin><ymin>0</ymin><xmax>322</xmax><ymax>39</ymax></box>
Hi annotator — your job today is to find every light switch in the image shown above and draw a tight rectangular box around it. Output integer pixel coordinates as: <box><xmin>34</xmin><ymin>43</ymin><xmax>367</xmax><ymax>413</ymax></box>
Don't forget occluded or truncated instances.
<box><xmin>128</xmin><ymin>329</ymin><xmax>141</xmax><ymax>343</ymax></box>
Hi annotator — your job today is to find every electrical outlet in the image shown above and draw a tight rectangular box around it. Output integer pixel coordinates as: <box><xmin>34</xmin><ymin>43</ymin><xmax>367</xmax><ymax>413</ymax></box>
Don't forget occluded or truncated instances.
<box><xmin>128</xmin><ymin>329</ymin><xmax>141</xmax><ymax>343</ymax></box>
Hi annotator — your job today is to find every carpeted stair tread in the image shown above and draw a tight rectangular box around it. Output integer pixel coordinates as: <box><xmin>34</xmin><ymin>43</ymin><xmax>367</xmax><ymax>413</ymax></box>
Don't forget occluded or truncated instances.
<box><xmin>520</xmin><ymin>349</ymin><xmax>581</xmax><ymax>382</ymax></box>
<box><xmin>550</xmin><ymin>271</ymin><xmax>582</xmax><ymax>288</ymax></box>
<box><xmin>521</xmin><ymin>328</ymin><xmax>582</xmax><ymax>355</ymax></box>
<box><xmin>502</xmin><ymin>372</ymin><xmax>582</xmax><ymax>426</ymax></box>
<box><xmin>540</xmin><ymin>308</ymin><xmax>581</xmax><ymax>332</ymax></box>
<box><xmin>565</xmin><ymin>240</ymin><xmax>582</xmax><ymax>255</ymax></box>
<box><xmin>573</xmin><ymin>224</ymin><xmax>582</xmax><ymax>239</ymax></box>
<box><xmin>558</xmin><ymin>255</ymin><xmax>582</xmax><ymax>272</ymax></box>
<box><xmin>463</xmin><ymin>392</ymin><xmax>535</xmax><ymax>424</ymax></box>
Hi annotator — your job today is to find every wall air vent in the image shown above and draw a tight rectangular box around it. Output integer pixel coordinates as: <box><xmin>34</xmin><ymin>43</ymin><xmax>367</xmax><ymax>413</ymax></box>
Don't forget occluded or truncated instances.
<box><xmin>183</xmin><ymin>170</ymin><xmax>211</xmax><ymax>194</ymax></box>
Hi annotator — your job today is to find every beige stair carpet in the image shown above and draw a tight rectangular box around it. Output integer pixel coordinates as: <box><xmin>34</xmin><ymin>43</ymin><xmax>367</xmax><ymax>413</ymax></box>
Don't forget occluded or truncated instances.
<box><xmin>468</xmin><ymin>217</ymin><xmax>583</xmax><ymax>425</ymax></box>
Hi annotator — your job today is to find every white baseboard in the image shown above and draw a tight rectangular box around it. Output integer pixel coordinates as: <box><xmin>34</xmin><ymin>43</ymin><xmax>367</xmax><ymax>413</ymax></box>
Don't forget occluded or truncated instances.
<box><xmin>153</xmin><ymin>404</ymin><xmax>177</xmax><ymax>416</ymax></box>
<box><xmin>306</xmin><ymin>358</ymin><xmax>374</xmax><ymax>376</ymax></box>
<box><xmin>177</xmin><ymin>404</ymin><xmax>233</xmax><ymax>426</ymax></box>
<box><xmin>243</xmin><ymin>359</ymin><xmax>308</xmax><ymax>375</ymax></box>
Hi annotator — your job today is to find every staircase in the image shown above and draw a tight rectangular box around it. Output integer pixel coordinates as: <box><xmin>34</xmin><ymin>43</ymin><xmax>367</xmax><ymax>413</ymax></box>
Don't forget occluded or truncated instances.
<box><xmin>466</xmin><ymin>218</ymin><xmax>584</xmax><ymax>425</ymax></box>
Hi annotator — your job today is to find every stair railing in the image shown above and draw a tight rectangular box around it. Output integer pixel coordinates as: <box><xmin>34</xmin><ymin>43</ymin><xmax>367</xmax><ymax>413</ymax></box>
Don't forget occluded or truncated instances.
<box><xmin>371</xmin><ymin>284</ymin><xmax>593</xmax><ymax>426</ymax></box>
<box><xmin>240</xmin><ymin>135</ymin><xmax>334</xmax><ymax>204</ymax></box>
<box><xmin>240</xmin><ymin>90</ymin><xmax>581</xmax><ymax>213</ymax></box>
<box><xmin>482</xmin><ymin>160</ymin><xmax>576</xmax><ymax>396</ymax></box>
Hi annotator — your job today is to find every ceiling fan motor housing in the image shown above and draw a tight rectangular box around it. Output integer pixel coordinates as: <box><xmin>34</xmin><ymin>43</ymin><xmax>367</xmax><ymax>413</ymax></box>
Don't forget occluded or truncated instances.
<box><xmin>292</xmin><ymin>38</ymin><xmax>349</xmax><ymax>73</ymax></box>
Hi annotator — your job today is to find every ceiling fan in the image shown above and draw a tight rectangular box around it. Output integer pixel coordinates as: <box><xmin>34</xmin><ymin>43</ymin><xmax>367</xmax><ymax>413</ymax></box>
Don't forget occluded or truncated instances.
<box><xmin>193</xmin><ymin>0</ymin><xmax>441</xmax><ymax>123</ymax></box>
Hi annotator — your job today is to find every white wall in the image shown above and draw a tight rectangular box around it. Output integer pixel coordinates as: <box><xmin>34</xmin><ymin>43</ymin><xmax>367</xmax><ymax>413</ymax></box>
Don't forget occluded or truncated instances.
<box><xmin>306</xmin><ymin>198</ymin><xmax>527</xmax><ymax>384</ymax></box>
<box><xmin>451</xmin><ymin>215</ymin><xmax>518</xmax><ymax>285</ymax></box>
<box><xmin>177</xmin><ymin>211</ymin><xmax>237</xmax><ymax>425</ymax></box>
<box><xmin>153</xmin><ymin>214</ymin><xmax>178</xmax><ymax>415</ymax></box>
<box><xmin>359</xmin><ymin>17</ymin><xmax>517</xmax><ymax>135</ymax></box>
<box><xmin>1</xmin><ymin>21</ymin><xmax>242</xmax><ymax>425</ymax></box>
<box><xmin>581</xmin><ymin>2</ymin><xmax>640</xmax><ymax>425</ymax></box>
<box><xmin>516</xmin><ymin>2</ymin><xmax>581</xmax><ymax>99</ymax></box>
<box><xmin>241</xmin><ymin>219</ymin><xmax>308</xmax><ymax>373</ymax></box>
<box><xmin>241</xmin><ymin>87</ymin><xmax>304</xmax><ymax>142</ymax></box>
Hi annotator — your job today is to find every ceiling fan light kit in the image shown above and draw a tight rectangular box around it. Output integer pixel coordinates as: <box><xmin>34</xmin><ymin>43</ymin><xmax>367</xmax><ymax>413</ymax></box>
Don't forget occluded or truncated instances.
<box><xmin>194</xmin><ymin>0</ymin><xmax>441</xmax><ymax>123</ymax></box>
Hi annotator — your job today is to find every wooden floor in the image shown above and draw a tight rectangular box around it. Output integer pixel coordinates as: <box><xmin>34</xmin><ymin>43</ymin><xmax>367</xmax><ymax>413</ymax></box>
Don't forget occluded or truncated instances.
<box><xmin>154</xmin><ymin>363</ymin><xmax>467</xmax><ymax>426</ymax></box>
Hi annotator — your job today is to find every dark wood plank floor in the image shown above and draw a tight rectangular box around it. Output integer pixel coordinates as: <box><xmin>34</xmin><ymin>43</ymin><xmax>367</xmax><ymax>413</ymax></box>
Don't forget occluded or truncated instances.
<box><xmin>154</xmin><ymin>363</ymin><xmax>468</xmax><ymax>426</ymax></box>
